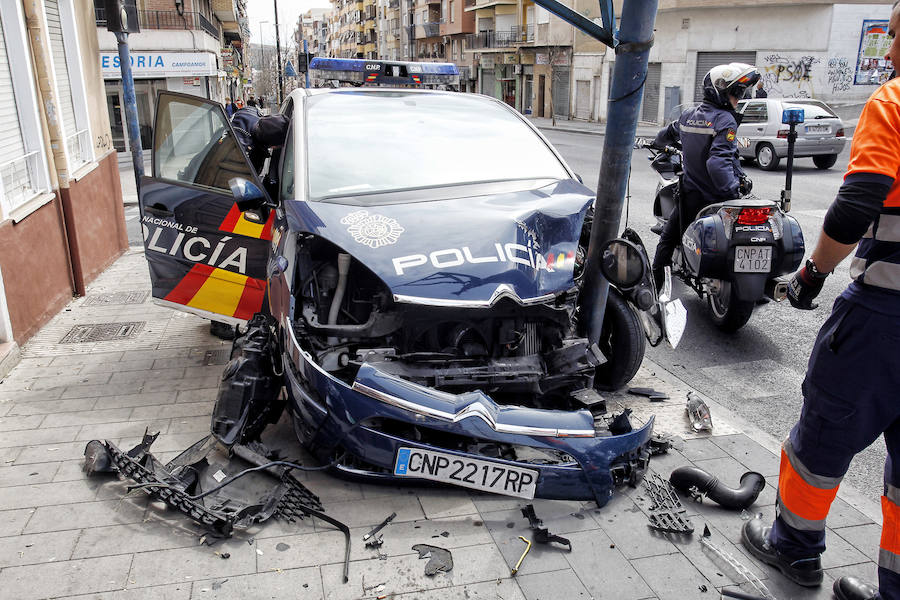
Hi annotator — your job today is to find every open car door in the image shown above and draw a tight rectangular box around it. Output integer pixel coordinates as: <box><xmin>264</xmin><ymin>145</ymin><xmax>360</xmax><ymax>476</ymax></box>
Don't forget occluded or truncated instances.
<box><xmin>140</xmin><ymin>92</ymin><xmax>274</xmax><ymax>325</ymax></box>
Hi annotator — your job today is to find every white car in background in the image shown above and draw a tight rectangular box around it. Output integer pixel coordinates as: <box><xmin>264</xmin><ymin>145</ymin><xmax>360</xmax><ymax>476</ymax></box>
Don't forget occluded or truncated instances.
<box><xmin>736</xmin><ymin>98</ymin><xmax>846</xmax><ymax>171</ymax></box>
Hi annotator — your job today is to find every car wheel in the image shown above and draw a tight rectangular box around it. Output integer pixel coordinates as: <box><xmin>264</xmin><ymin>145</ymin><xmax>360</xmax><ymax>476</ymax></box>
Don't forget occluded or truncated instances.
<box><xmin>593</xmin><ymin>289</ymin><xmax>645</xmax><ymax>391</ymax></box>
<box><xmin>755</xmin><ymin>143</ymin><xmax>780</xmax><ymax>171</ymax></box>
<box><xmin>813</xmin><ymin>154</ymin><xmax>838</xmax><ymax>169</ymax></box>
<box><xmin>707</xmin><ymin>280</ymin><xmax>755</xmax><ymax>332</ymax></box>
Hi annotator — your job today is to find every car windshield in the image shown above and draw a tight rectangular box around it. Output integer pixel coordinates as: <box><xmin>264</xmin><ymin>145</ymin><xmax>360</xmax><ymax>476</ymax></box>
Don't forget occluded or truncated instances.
<box><xmin>784</xmin><ymin>100</ymin><xmax>838</xmax><ymax>119</ymax></box>
<box><xmin>305</xmin><ymin>91</ymin><xmax>569</xmax><ymax>201</ymax></box>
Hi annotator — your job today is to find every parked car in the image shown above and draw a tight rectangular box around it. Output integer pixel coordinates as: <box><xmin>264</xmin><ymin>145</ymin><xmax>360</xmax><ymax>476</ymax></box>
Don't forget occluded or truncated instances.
<box><xmin>736</xmin><ymin>98</ymin><xmax>846</xmax><ymax>171</ymax></box>
<box><xmin>139</xmin><ymin>76</ymin><xmax>667</xmax><ymax>505</ymax></box>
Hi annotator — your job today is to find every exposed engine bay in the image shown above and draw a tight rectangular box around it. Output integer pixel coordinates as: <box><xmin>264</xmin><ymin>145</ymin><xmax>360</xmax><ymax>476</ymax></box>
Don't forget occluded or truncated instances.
<box><xmin>291</xmin><ymin>235</ymin><xmax>608</xmax><ymax>412</ymax></box>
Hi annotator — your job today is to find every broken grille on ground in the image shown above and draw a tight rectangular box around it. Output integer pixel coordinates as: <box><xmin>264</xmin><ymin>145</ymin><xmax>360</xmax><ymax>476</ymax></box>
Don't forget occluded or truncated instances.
<box><xmin>82</xmin><ymin>291</ymin><xmax>149</xmax><ymax>306</ymax></box>
<box><xmin>60</xmin><ymin>321</ymin><xmax>145</xmax><ymax>343</ymax></box>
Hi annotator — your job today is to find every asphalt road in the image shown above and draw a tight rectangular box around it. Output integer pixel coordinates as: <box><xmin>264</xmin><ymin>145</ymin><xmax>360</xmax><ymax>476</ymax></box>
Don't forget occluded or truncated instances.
<box><xmin>543</xmin><ymin>128</ymin><xmax>887</xmax><ymax>502</ymax></box>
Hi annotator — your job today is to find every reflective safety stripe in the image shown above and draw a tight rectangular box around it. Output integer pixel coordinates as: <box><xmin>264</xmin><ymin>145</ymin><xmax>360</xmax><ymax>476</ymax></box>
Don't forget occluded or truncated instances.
<box><xmin>681</xmin><ymin>125</ymin><xmax>716</xmax><ymax>136</ymax></box>
<box><xmin>854</xmin><ymin>259</ymin><xmax>900</xmax><ymax>291</ymax></box>
<box><xmin>776</xmin><ymin>440</ymin><xmax>842</xmax><ymax>531</ymax></box>
<box><xmin>874</xmin><ymin>214</ymin><xmax>900</xmax><ymax>243</ymax></box>
<box><xmin>881</xmin><ymin>487</ymin><xmax>900</xmax><ymax>572</ymax></box>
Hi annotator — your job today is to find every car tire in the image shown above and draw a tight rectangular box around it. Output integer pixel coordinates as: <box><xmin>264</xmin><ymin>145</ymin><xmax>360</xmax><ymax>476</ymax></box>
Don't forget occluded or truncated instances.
<box><xmin>755</xmin><ymin>143</ymin><xmax>780</xmax><ymax>171</ymax></box>
<box><xmin>707</xmin><ymin>280</ymin><xmax>755</xmax><ymax>332</ymax></box>
<box><xmin>813</xmin><ymin>154</ymin><xmax>838</xmax><ymax>169</ymax></box>
<box><xmin>593</xmin><ymin>289</ymin><xmax>645</xmax><ymax>391</ymax></box>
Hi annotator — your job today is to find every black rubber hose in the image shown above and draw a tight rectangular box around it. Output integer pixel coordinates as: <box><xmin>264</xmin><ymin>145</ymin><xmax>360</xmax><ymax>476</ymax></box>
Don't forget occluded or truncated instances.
<box><xmin>669</xmin><ymin>466</ymin><xmax>766</xmax><ymax>510</ymax></box>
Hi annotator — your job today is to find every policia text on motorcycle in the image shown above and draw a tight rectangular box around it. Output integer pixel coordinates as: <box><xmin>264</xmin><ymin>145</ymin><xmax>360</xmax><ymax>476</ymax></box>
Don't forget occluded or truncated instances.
<box><xmin>740</xmin><ymin>4</ymin><xmax>900</xmax><ymax>599</ymax></box>
<box><xmin>651</xmin><ymin>63</ymin><xmax>758</xmax><ymax>290</ymax></box>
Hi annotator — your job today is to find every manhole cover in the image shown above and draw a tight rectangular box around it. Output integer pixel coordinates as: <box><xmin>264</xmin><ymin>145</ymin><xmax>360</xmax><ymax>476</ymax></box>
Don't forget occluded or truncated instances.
<box><xmin>203</xmin><ymin>349</ymin><xmax>229</xmax><ymax>366</ymax></box>
<box><xmin>60</xmin><ymin>322</ymin><xmax>145</xmax><ymax>343</ymax></box>
<box><xmin>83</xmin><ymin>291</ymin><xmax>149</xmax><ymax>306</ymax></box>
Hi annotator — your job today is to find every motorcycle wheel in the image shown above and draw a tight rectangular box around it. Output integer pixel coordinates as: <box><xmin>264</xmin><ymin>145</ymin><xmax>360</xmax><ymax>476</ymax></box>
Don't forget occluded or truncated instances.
<box><xmin>594</xmin><ymin>289</ymin><xmax>646</xmax><ymax>391</ymax></box>
<box><xmin>707</xmin><ymin>280</ymin><xmax>754</xmax><ymax>332</ymax></box>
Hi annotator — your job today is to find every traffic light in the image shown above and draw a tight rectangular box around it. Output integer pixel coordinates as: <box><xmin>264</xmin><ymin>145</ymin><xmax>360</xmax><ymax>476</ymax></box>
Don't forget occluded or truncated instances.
<box><xmin>104</xmin><ymin>0</ymin><xmax>140</xmax><ymax>33</ymax></box>
<box><xmin>297</xmin><ymin>52</ymin><xmax>313</xmax><ymax>73</ymax></box>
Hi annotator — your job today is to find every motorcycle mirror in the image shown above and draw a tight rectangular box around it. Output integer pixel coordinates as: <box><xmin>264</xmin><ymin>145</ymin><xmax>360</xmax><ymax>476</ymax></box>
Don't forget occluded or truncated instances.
<box><xmin>600</xmin><ymin>239</ymin><xmax>645</xmax><ymax>289</ymax></box>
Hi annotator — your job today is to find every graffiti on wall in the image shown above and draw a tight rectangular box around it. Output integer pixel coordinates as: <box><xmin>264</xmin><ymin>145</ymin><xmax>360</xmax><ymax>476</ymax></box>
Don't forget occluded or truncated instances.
<box><xmin>760</xmin><ymin>54</ymin><xmax>819</xmax><ymax>98</ymax></box>
<box><xmin>827</xmin><ymin>57</ymin><xmax>853</xmax><ymax>93</ymax></box>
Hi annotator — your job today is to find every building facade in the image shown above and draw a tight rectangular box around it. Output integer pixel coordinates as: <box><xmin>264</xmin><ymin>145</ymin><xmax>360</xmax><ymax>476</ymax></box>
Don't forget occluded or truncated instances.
<box><xmin>0</xmin><ymin>0</ymin><xmax>128</xmax><ymax>369</ymax></box>
<box><xmin>95</xmin><ymin>0</ymin><xmax>249</xmax><ymax>152</ymax></box>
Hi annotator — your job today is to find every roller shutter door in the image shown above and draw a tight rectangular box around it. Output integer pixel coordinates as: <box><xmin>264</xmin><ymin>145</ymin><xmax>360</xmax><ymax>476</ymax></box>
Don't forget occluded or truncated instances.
<box><xmin>694</xmin><ymin>52</ymin><xmax>756</xmax><ymax>102</ymax></box>
<box><xmin>0</xmin><ymin>13</ymin><xmax>25</xmax><ymax>167</ymax></box>
<box><xmin>45</xmin><ymin>1</ymin><xmax>78</xmax><ymax>145</ymax></box>
<box><xmin>641</xmin><ymin>62</ymin><xmax>661</xmax><ymax>122</ymax></box>
<box><xmin>551</xmin><ymin>68</ymin><xmax>569</xmax><ymax>118</ymax></box>
<box><xmin>481</xmin><ymin>67</ymin><xmax>497</xmax><ymax>98</ymax></box>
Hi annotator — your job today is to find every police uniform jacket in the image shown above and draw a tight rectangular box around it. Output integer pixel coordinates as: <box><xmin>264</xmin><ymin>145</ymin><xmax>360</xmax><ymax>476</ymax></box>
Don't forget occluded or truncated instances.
<box><xmin>655</xmin><ymin>101</ymin><xmax>744</xmax><ymax>202</ymax></box>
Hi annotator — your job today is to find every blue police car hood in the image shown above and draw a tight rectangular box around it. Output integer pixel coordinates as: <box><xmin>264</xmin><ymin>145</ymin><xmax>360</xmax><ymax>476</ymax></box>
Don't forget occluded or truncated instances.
<box><xmin>285</xmin><ymin>179</ymin><xmax>594</xmax><ymax>303</ymax></box>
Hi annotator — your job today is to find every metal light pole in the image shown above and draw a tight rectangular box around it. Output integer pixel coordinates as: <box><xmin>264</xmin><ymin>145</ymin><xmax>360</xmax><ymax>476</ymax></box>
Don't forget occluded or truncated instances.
<box><xmin>115</xmin><ymin>31</ymin><xmax>143</xmax><ymax>195</ymax></box>
<box><xmin>274</xmin><ymin>0</ymin><xmax>284</xmax><ymax>104</ymax></box>
<box><xmin>577</xmin><ymin>0</ymin><xmax>660</xmax><ymax>344</ymax></box>
<box><xmin>258</xmin><ymin>20</ymin><xmax>269</xmax><ymax>103</ymax></box>
<box><xmin>303</xmin><ymin>38</ymin><xmax>310</xmax><ymax>88</ymax></box>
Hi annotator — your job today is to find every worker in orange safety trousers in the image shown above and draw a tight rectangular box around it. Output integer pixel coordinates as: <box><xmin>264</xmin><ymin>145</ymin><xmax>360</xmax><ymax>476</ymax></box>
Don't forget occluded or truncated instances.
<box><xmin>740</xmin><ymin>5</ymin><xmax>900</xmax><ymax>600</ymax></box>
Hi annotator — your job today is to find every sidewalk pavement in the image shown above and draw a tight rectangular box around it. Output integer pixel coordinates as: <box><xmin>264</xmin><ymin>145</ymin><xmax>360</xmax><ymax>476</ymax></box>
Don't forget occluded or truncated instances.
<box><xmin>0</xmin><ymin>168</ymin><xmax>884</xmax><ymax>600</ymax></box>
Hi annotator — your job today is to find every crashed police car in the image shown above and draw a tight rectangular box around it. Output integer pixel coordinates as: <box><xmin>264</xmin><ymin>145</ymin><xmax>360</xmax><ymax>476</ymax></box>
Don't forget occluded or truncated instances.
<box><xmin>138</xmin><ymin>59</ymin><xmax>673</xmax><ymax>506</ymax></box>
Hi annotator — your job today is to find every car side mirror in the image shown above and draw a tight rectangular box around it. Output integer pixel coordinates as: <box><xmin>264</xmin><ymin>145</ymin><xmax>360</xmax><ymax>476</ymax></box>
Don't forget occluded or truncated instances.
<box><xmin>600</xmin><ymin>239</ymin><xmax>645</xmax><ymax>289</ymax></box>
<box><xmin>228</xmin><ymin>177</ymin><xmax>268</xmax><ymax>212</ymax></box>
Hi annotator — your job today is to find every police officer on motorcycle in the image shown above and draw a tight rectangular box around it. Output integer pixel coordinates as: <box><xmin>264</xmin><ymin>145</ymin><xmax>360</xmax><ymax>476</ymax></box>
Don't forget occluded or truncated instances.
<box><xmin>651</xmin><ymin>63</ymin><xmax>760</xmax><ymax>290</ymax></box>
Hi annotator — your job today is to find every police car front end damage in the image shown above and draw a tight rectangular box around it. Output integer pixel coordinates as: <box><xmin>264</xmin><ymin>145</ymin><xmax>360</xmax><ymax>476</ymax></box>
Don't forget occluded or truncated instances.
<box><xmin>281</xmin><ymin>320</ymin><xmax>654</xmax><ymax>505</ymax></box>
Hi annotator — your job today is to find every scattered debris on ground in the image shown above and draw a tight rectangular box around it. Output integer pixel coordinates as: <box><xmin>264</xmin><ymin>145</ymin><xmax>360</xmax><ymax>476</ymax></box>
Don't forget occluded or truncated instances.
<box><xmin>363</xmin><ymin>512</ymin><xmax>396</xmax><ymax>542</ymax></box>
<box><xmin>510</xmin><ymin>536</ymin><xmax>532</xmax><ymax>576</ymax></box>
<box><xmin>686</xmin><ymin>392</ymin><xmax>713</xmax><ymax>432</ymax></box>
<box><xmin>669</xmin><ymin>466</ymin><xmax>765</xmax><ymax>510</ymax></box>
<box><xmin>521</xmin><ymin>505</ymin><xmax>572</xmax><ymax>551</ymax></box>
<box><xmin>700</xmin><ymin>525</ymin><xmax>775</xmax><ymax>600</ymax></box>
<box><xmin>644</xmin><ymin>472</ymin><xmax>694</xmax><ymax>534</ymax></box>
<box><xmin>628</xmin><ymin>387</ymin><xmax>670</xmax><ymax>401</ymax></box>
<box><xmin>411</xmin><ymin>544</ymin><xmax>453</xmax><ymax>575</ymax></box>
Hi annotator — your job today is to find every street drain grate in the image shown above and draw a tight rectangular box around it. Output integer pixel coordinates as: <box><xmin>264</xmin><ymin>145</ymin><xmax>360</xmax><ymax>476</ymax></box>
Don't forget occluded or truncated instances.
<box><xmin>83</xmin><ymin>291</ymin><xmax>149</xmax><ymax>306</ymax></box>
<box><xmin>60</xmin><ymin>322</ymin><xmax>145</xmax><ymax>343</ymax></box>
<box><xmin>202</xmin><ymin>349</ymin><xmax>229</xmax><ymax>366</ymax></box>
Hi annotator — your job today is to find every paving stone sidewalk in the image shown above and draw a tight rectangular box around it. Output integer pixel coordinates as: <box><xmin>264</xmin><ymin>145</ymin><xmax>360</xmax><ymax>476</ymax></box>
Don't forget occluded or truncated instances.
<box><xmin>0</xmin><ymin>247</ymin><xmax>882</xmax><ymax>600</ymax></box>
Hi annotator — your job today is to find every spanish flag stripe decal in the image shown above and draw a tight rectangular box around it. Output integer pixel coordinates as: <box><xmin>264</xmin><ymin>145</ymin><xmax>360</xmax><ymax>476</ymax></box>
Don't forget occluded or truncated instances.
<box><xmin>232</xmin><ymin>214</ymin><xmax>265</xmax><ymax>238</ymax></box>
<box><xmin>220</xmin><ymin>204</ymin><xmax>242</xmax><ymax>232</ymax></box>
<box><xmin>164</xmin><ymin>263</ymin><xmax>215</xmax><ymax>305</ymax></box>
<box><xmin>187</xmin><ymin>267</ymin><xmax>248</xmax><ymax>316</ymax></box>
<box><xmin>260</xmin><ymin>211</ymin><xmax>275</xmax><ymax>241</ymax></box>
<box><xmin>234</xmin><ymin>277</ymin><xmax>267</xmax><ymax>320</ymax></box>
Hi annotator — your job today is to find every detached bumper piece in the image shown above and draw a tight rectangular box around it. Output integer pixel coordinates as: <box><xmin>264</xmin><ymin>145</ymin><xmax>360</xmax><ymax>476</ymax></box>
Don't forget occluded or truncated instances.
<box><xmin>85</xmin><ymin>431</ymin><xmax>323</xmax><ymax>538</ymax></box>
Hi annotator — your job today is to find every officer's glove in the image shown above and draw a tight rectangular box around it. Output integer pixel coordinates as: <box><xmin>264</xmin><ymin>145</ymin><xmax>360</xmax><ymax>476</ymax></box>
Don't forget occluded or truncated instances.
<box><xmin>738</xmin><ymin>176</ymin><xmax>753</xmax><ymax>197</ymax></box>
<box><xmin>787</xmin><ymin>259</ymin><xmax>829</xmax><ymax>310</ymax></box>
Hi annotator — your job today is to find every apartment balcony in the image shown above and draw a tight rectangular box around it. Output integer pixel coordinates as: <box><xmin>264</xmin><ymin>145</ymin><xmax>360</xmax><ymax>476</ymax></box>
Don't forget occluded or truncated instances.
<box><xmin>464</xmin><ymin>0</ymin><xmax>515</xmax><ymax>10</ymax></box>
<box><xmin>211</xmin><ymin>0</ymin><xmax>238</xmax><ymax>23</ymax></box>
<box><xmin>95</xmin><ymin>7</ymin><xmax>218</xmax><ymax>39</ymax></box>
<box><xmin>415</xmin><ymin>22</ymin><xmax>440</xmax><ymax>38</ymax></box>
<box><xmin>465</xmin><ymin>25</ymin><xmax>532</xmax><ymax>49</ymax></box>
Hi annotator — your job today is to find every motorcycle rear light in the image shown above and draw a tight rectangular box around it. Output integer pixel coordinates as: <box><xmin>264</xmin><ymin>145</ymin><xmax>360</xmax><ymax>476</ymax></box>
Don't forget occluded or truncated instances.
<box><xmin>836</xmin><ymin>128</ymin><xmax>845</xmax><ymax>137</ymax></box>
<box><xmin>776</xmin><ymin>129</ymin><xmax>789</xmax><ymax>139</ymax></box>
<box><xmin>737</xmin><ymin>207</ymin><xmax>773</xmax><ymax>225</ymax></box>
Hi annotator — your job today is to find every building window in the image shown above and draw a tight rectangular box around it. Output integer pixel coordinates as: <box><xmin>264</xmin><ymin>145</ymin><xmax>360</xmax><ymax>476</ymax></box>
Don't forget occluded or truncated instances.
<box><xmin>450</xmin><ymin>0</ymin><xmax>455</xmax><ymax>23</ymax></box>
<box><xmin>45</xmin><ymin>0</ymin><xmax>94</xmax><ymax>171</ymax></box>
<box><xmin>0</xmin><ymin>0</ymin><xmax>51</xmax><ymax>221</ymax></box>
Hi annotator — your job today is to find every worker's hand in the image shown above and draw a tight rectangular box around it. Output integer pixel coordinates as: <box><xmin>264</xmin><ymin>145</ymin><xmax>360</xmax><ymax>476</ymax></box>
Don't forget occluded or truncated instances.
<box><xmin>787</xmin><ymin>260</ymin><xmax>828</xmax><ymax>310</ymax></box>
<box><xmin>738</xmin><ymin>176</ymin><xmax>753</xmax><ymax>196</ymax></box>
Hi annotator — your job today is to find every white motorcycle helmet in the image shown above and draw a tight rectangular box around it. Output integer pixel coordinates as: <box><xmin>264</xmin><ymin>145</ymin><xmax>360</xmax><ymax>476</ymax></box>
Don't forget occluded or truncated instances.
<box><xmin>702</xmin><ymin>63</ymin><xmax>760</xmax><ymax>107</ymax></box>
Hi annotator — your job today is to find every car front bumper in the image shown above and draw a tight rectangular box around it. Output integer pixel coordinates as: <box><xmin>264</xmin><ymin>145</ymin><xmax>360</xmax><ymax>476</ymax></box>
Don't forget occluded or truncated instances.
<box><xmin>280</xmin><ymin>323</ymin><xmax>654</xmax><ymax>506</ymax></box>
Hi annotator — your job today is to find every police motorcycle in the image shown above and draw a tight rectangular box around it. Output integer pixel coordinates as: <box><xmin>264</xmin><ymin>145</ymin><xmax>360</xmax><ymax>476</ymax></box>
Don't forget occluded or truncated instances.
<box><xmin>643</xmin><ymin>135</ymin><xmax>805</xmax><ymax>332</ymax></box>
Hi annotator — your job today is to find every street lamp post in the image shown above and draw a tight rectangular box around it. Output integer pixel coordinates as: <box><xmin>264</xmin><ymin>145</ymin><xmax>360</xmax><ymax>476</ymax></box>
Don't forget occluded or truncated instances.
<box><xmin>258</xmin><ymin>20</ymin><xmax>269</xmax><ymax>105</ymax></box>
<box><xmin>274</xmin><ymin>0</ymin><xmax>284</xmax><ymax>105</ymax></box>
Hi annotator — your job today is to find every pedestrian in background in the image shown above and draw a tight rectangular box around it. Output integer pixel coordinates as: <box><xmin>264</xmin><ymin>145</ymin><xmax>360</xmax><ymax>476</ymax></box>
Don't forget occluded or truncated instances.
<box><xmin>740</xmin><ymin>4</ymin><xmax>900</xmax><ymax>599</ymax></box>
<box><xmin>225</xmin><ymin>96</ymin><xmax>236</xmax><ymax>117</ymax></box>
<box><xmin>755</xmin><ymin>81</ymin><xmax>767</xmax><ymax>98</ymax></box>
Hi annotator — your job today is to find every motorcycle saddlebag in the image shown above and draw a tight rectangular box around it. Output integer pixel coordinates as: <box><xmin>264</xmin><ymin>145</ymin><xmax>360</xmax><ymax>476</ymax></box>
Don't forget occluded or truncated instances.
<box><xmin>681</xmin><ymin>214</ymin><xmax>729</xmax><ymax>280</ymax></box>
